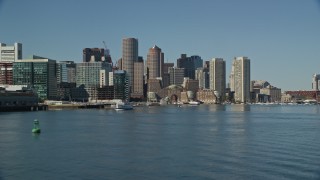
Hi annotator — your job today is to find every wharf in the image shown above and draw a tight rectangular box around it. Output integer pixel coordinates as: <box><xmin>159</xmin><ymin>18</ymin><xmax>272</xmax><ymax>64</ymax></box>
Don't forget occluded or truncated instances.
<box><xmin>48</xmin><ymin>103</ymin><xmax>113</xmax><ymax>110</ymax></box>
<box><xmin>0</xmin><ymin>104</ymin><xmax>48</xmax><ymax>112</ymax></box>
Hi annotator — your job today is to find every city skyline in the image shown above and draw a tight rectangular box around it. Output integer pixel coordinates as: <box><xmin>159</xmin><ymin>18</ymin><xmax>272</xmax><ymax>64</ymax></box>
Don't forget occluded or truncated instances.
<box><xmin>1</xmin><ymin>0</ymin><xmax>320</xmax><ymax>91</ymax></box>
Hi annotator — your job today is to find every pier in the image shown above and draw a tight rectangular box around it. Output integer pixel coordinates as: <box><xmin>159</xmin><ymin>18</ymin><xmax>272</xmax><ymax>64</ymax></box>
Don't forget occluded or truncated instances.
<box><xmin>47</xmin><ymin>102</ymin><xmax>114</xmax><ymax>110</ymax></box>
<box><xmin>0</xmin><ymin>104</ymin><xmax>48</xmax><ymax>112</ymax></box>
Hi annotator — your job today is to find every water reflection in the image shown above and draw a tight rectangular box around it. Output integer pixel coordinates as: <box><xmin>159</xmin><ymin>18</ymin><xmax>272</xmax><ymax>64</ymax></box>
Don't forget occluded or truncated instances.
<box><xmin>207</xmin><ymin>104</ymin><xmax>226</xmax><ymax>112</ymax></box>
<box><xmin>229</xmin><ymin>104</ymin><xmax>251</xmax><ymax>112</ymax></box>
<box><xmin>32</xmin><ymin>133</ymin><xmax>40</xmax><ymax>139</ymax></box>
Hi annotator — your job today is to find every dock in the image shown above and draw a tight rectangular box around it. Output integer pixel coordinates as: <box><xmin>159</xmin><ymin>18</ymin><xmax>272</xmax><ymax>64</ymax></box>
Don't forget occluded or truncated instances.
<box><xmin>0</xmin><ymin>104</ymin><xmax>48</xmax><ymax>112</ymax></box>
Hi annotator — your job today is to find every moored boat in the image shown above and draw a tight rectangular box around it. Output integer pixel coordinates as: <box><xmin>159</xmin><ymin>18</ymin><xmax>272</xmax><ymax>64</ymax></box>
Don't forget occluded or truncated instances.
<box><xmin>189</xmin><ymin>101</ymin><xmax>200</xmax><ymax>105</ymax></box>
<box><xmin>115</xmin><ymin>101</ymin><xmax>133</xmax><ymax>110</ymax></box>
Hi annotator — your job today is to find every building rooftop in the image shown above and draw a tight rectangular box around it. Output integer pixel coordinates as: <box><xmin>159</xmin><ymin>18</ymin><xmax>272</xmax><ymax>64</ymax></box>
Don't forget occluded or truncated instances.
<box><xmin>167</xmin><ymin>84</ymin><xmax>183</xmax><ymax>90</ymax></box>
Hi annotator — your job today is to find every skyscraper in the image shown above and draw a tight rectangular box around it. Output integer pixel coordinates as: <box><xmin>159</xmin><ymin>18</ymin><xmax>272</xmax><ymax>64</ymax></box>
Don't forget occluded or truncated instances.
<box><xmin>76</xmin><ymin>61</ymin><xmax>112</xmax><ymax>100</ymax></box>
<box><xmin>132</xmin><ymin>56</ymin><xmax>144</xmax><ymax>99</ymax></box>
<box><xmin>122</xmin><ymin>38</ymin><xmax>138</xmax><ymax>95</ymax></box>
<box><xmin>177</xmin><ymin>54</ymin><xmax>203</xmax><ymax>80</ymax></box>
<box><xmin>56</xmin><ymin>61</ymin><xmax>76</xmax><ymax>101</ymax></box>
<box><xmin>0</xmin><ymin>42</ymin><xmax>22</xmax><ymax>62</ymax></box>
<box><xmin>196</xmin><ymin>63</ymin><xmax>210</xmax><ymax>90</ymax></box>
<box><xmin>231</xmin><ymin>57</ymin><xmax>251</xmax><ymax>103</ymax></box>
<box><xmin>209</xmin><ymin>58</ymin><xmax>226</xmax><ymax>100</ymax></box>
<box><xmin>162</xmin><ymin>63</ymin><xmax>174</xmax><ymax>88</ymax></box>
<box><xmin>168</xmin><ymin>67</ymin><xmax>185</xmax><ymax>85</ymax></box>
<box><xmin>229</xmin><ymin>61</ymin><xmax>235</xmax><ymax>92</ymax></box>
<box><xmin>195</xmin><ymin>68</ymin><xmax>206</xmax><ymax>89</ymax></box>
<box><xmin>312</xmin><ymin>74</ymin><xmax>320</xmax><ymax>91</ymax></box>
<box><xmin>113</xmin><ymin>70</ymin><xmax>130</xmax><ymax>101</ymax></box>
<box><xmin>146</xmin><ymin>45</ymin><xmax>164</xmax><ymax>79</ymax></box>
<box><xmin>56</xmin><ymin>61</ymin><xmax>76</xmax><ymax>84</ymax></box>
<box><xmin>82</xmin><ymin>48</ymin><xmax>105</xmax><ymax>62</ymax></box>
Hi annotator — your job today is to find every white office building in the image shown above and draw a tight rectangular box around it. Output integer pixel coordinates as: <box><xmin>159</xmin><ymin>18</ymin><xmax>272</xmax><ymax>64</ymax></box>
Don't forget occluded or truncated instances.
<box><xmin>108</xmin><ymin>72</ymin><xmax>114</xmax><ymax>86</ymax></box>
<box><xmin>195</xmin><ymin>67</ymin><xmax>209</xmax><ymax>89</ymax></box>
<box><xmin>209</xmin><ymin>58</ymin><xmax>226</xmax><ymax>100</ymax></box>
<box><xmin>0</xmin><ymin>43</ymin><xmax>22</xmax><ymax>62</ymax></box>
<box><xmin>312</xmin><ymin>74</ymin><xmax>320</xmax><ymax>91</ymax></box>
<box><xmin>231</xmin><ymin>57</ymin><xmax>251</xmax><ymax>103</ymax></box>
<box><xmin>76</xmin><ymin>62</ymin><xmax>112</xmax><ymax>100</ymax></box>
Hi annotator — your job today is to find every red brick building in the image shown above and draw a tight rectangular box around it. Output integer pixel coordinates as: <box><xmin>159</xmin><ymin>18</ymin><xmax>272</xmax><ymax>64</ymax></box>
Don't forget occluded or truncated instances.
<box><xmin>284</xmin><ymin>90</ymin><xmax>320</xmax><ymax>102</ymax></box>
<box><xmin>0</xmin><ymin>62</ymin><xmax>13</xmax><ymax>85</ymax></box>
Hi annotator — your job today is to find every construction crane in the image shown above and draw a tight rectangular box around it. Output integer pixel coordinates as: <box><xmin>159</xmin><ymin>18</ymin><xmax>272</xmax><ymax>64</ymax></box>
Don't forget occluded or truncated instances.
<box><xmin>102</xmin><ymin>41</ymin><xmax>110</xmax><ymax>56</ymax></box>
<box><xmin>102</xmin><ymin>41</ymin><xmax>113</xmax><ymax>65</ymax></box>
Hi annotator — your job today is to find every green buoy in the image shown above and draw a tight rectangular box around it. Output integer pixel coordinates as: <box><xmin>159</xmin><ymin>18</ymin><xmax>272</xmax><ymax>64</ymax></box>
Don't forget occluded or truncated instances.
<box><xmin>32</xmin><ymin>119</ymin><xmax>41</xmax><ymax>133</ymax></box>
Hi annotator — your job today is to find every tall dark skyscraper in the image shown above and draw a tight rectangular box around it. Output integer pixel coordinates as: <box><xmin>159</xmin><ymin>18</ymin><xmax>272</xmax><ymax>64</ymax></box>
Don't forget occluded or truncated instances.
<box><xmin>132</xmin><ymin>56</ymin><xmax>144</xmax><ymax>99</ymax></box>
<box><xmin>83</xmin><ymin>48</ymin><xmax>105</xmax><ymax>62</ymax></box>
<box><xmin>177</xmin><ymin>54</ymin><xmax>203</xmax><ymax>80</ymax></box>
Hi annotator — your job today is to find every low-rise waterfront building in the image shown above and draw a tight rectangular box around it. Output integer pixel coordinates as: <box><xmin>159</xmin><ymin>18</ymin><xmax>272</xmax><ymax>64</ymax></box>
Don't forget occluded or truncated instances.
<box><xmin>260</xmin><ymin>85</ymin><xmax>281</xmax><ymax>102</ymax></box>
<box><xmin>281</xmin><ymin>93</ymin><xmax>293</xmax><ymax>103</ymax></box>
<box><xmin>57</xmin><ymin>82</ymin><xmax>76</xmax><ymax>101</ymax></box>
<box><xmin>196</xmin><ymin>89</ymin><xmax>216</xmax><ymax>104</ymax></box>
<box><xmin>180</xmin><ymin>91</ymin><xmax>189</xmax><ymax>103</ymax></box>
<box><xmin>151</xmin><ymin>84</ymin><xmax>184</xmax><ymax>103</ymax></box>
<box><xmin>182</xmin><ymin>78</ymin><xmax>199</xmax><ymax>96</ymax></box>
<box><xmin>13</xmin><ymin>56</ymin><xmax>57</xmax><ymax>100</ymax></box>
<box><xmin>251</xmin><ymin>80</ymin><xmax>270</xmax><ymax>94</ymax></box>
<box><xmin>97</xmin><ymin>85</ymin><xmax>114</xmax><ymax>100</ymax></box>
<box><xmin>283</xmin><ymin>90</ymin><xmax>320</xmax><ymax>103</ymax></box>
<box><xmin>0</xmin><ymin>85</ymin><xmax>41</xmax><ymax>111</ymax></box>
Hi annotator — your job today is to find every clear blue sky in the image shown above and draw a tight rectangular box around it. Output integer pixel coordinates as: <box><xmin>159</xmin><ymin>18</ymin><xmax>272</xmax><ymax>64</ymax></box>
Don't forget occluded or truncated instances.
<box><xmin>1</xmin><ymin>0</ymin><xmax>320</xmax><ymax>91</ymax></box>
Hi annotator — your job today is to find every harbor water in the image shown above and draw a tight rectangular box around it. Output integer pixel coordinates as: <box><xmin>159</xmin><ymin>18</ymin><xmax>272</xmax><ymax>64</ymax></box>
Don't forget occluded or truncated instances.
<box><xmin>0</xmin><ymin>104</ymin><xmax>320</xmax><ymax>179</ymax></box>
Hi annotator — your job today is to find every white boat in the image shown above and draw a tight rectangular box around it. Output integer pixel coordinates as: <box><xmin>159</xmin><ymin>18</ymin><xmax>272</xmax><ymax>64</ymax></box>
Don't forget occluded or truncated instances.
<box><xmin>115</xmin><ymin>101</ymin><xmax>133</xmax><ymax>110</ymax></box>
<box><xmin>177</xmin><ymin>101</ymin><xmax>183</xmax><ymax>105</ymax></box>
<box><xmin>189</xmin><ymin>101</ymin><xmax>200</xmax><ymax>105</ymax></box>
<box><xmin>146</xmin><ymin>101</ymin><xmax>160</xmax><ymax>106</ymax></box>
